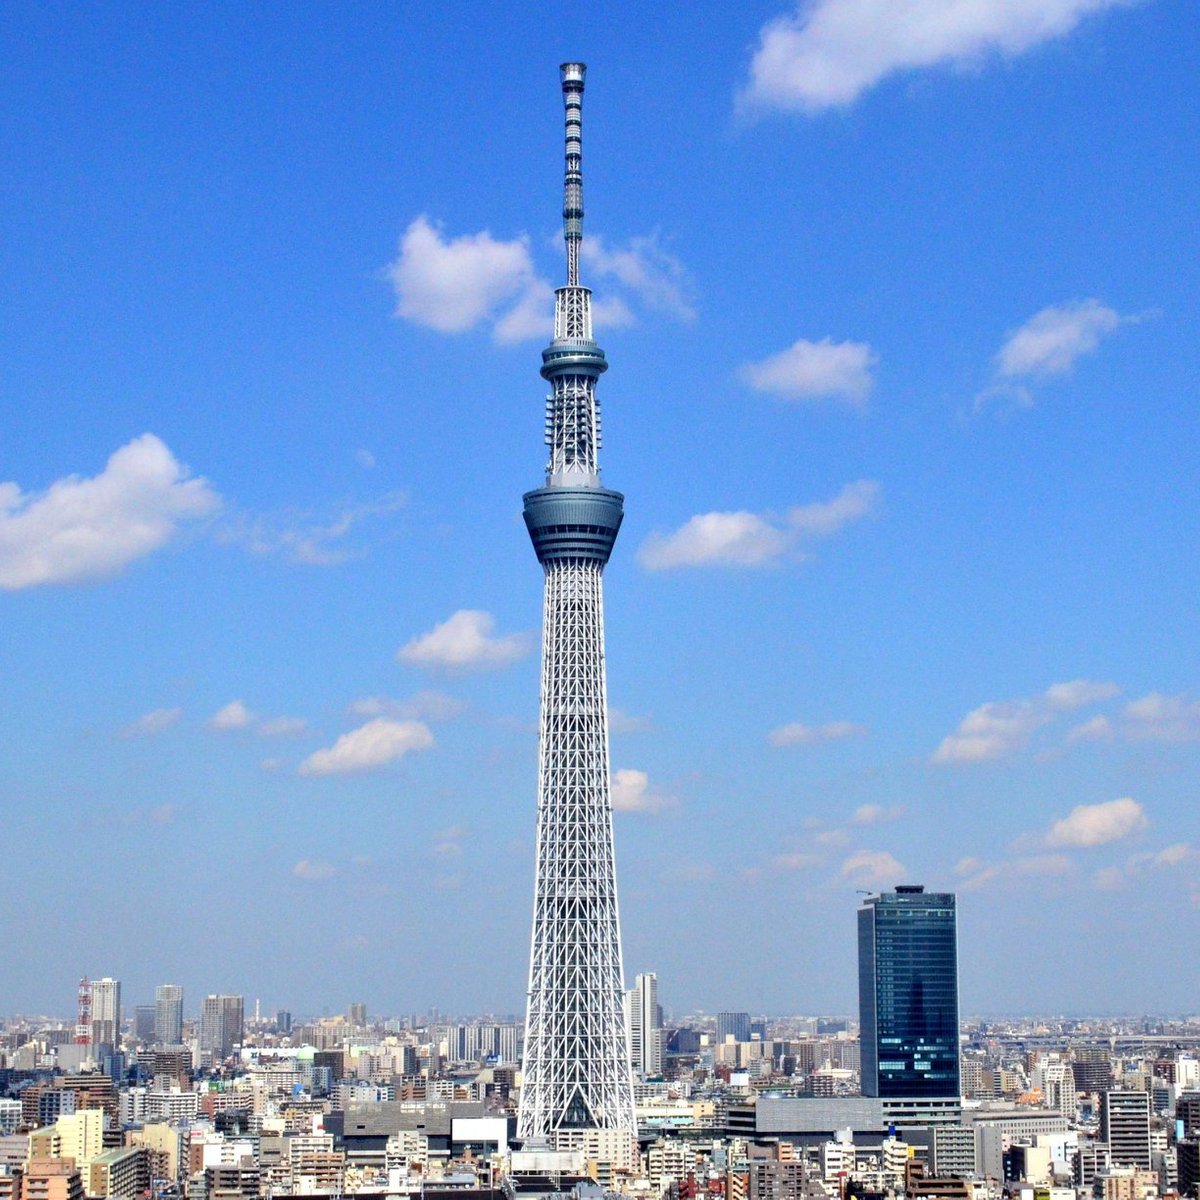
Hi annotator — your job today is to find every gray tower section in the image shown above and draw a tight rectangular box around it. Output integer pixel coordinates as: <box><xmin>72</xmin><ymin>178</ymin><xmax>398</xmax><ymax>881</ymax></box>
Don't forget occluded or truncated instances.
<box><xmin>517</xmin><ymin>63</ymin><xmax>637</xmax><ymax>1143</ymax></box>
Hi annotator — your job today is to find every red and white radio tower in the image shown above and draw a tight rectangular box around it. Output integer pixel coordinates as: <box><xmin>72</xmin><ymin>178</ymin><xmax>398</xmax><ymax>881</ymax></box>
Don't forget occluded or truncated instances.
<box><xmin>75</xmin><ymin>977</ymin><xmax>92</xmax><ymax>1045</ymax></box>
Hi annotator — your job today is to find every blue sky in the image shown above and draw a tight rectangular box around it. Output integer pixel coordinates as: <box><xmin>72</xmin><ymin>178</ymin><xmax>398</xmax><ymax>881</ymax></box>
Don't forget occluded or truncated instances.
<box><xmin>2</xmin><ymin>0</ymin><xmax>1198</xmax><ymax>1020</ymax></box>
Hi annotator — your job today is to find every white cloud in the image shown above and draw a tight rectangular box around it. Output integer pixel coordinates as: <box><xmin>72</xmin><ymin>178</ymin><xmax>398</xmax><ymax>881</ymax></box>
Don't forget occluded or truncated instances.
<box><xmin>768</xmin><ymin>720</ymin><xmax>866</xmax><ymax>747</ymax></box>
<box><xmin>639</xmin><ymin>480</ymin><xmax>878</xmax><ymax>570</ymax></box>
<box><xmin>355</xmin><ymin>448</ymin><xmax>376</xmax><ymax>470</ymax></box>
<box><xmin>292</xmin><ymin>859</ymin><xmax>335</xmax><ymax>882</ymax></box>
<box><xmin>840</xmin><ymin>849</ymin><xmax>905</xmax><ymax>888</ymax></box>
<box><xmin>1067</xmin><ymin>714</ymin><xmax>1112</xmax><ymax>743</ymax></box>
<box><xmin>932</xmin><ymin>678</ymin><xmax>1118</xmax><ymax>763</ymax></box>
<box><xmin>210</xmin><ymin>700</ymin><xmax>255</xmax><ymax>731</ymax></box>
<box><xmin>961</xmin><ymin>853</ymin><xmax>1073</xmax><ymax>891</ymax></box>
<box><xmin>851</xmin><ymin>803</ymin><xmax>904</xmax><ymax>826</ymax></box>
<box><xmin>387</xmin><ymin>216</ymin><xmax>542</xmax><ymax>336</ymax></box>
<box><xmin>1044</xmin><ymin>679</ymin><xmax>1119</xmax><ymax>709</ymax></box>
<box><xmin>609</xmin><ymin>708</ymin><xmax>654</xmax><ymax>734</ymax></box>
<box><xmin>257</xmin><ymin>715</ymin><xmax>308</xmax><ymax>737</ymax></box>
<box><xmin>772</xmin><ymin>851</ymin><xmax>819</xmax><ymax>871</ymax></box>
<box><xmin>931</xmin><ymin>697</ymin><xmax>1045</xmax><ymax>764</ymax></box>
<box><xmin>1123</xmin><ymin>692</ymin><xmax>1200</xmax><ymax>742</ymax></box>
<box><xmin>580</xmin><ymin>234</ymin><xmax>695</xmax><ymax>321</ymax></box>
<box><xmin>398</xmin><ymin>609</ymin><xmax>532</xmax><ymax>671</ymax></box>
<box><xmin>0</xmin><ymin>434</ymin><xmax>219</xmax><ymax>590</ymax></box>
<box><xmin>610</xmin><ymin>768</ymin><xmax>677</xmax><ymax>814</ymax></box>
<box><xmin>997</xmin><ymin>299</ymin><xmax>1123</xmax><ymax>379</ymax></box>
<box><xmin>349</xmin><ymin>691</ymin><xmax>466</xmax><ymax>722</ymax></box>
<box><xmin>388</xmin><ymin>218</ymin><xmax>694</xmax><ymax>342</ymax></box>
<box><xmin>740</xmin><ymin>0</ymin><xmax>1138</xmax><ymax>114</ymax></box>
<box><xmin>742</xmin><ymin>338</ymin><xmax>876</xmax><ymax>406</ymax></box>
<box><xmin>1093</xmin><ymin>842</ymin><xmax>1198</xmax><ymax>891</ymax></box>
<box><xmin>1045</xmin><ymin>796</ymin><xmax>1147</xmax><ymax>848</ymax></box>
<box><xmin>121</xmin><ymin>707</ymin><xmax>182</xmax><ymax>738</ymax></box>
<box><xmin>218</xmin><ymin>491</ymin><xmax>405</xmax><ymax>567</ymax></box>
<box><xmin>298</xmin><ymin>718</ymin><xmax>434</xmax><ymax>777</ymax></box>
<box><xmin>789</xmin><ymin>480</ymin><xmax>880</xmax><ymax>536</ymax></box>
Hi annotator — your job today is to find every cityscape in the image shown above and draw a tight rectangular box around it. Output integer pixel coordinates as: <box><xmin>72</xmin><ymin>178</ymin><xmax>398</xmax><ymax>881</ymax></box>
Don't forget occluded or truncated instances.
<box><xmin>2</xmin><ymin>6</ymin><xmax>1198</xmax><ymax>1200</ymax></box>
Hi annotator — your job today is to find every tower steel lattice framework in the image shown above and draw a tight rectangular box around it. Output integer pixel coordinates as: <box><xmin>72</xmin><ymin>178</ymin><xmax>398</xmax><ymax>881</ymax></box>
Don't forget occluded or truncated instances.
<box><xmin>517</xmin><ymin>62</ymin><xmax>637</xmax><ymax>1142</ymax></box>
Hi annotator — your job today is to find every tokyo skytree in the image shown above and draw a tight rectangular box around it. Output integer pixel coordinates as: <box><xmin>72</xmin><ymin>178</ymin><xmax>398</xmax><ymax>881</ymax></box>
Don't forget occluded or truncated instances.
<box><xmin>517</xmin><ymin>63</ymin><xmax>637</xmax><ymax>1142</ymax></box>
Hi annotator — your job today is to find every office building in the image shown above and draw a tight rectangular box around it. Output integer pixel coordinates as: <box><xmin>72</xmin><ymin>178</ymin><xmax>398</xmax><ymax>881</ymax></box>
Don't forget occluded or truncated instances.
<box><xmin>89</xmin><ymin>979</ymin><xmax>120</xmax><ymax>1050</ymax></box>
<box><xmin>155</xmin><ymin>985</ymin><xmax>183</xmax><ymax>1045</ymax></box>
<box><xmin>1101</xmin><ymin>1091</ymin><xmax>1151</xmax><ymax>1169</ymax></box>
<box><xmin>859</xmin><ymin>885</ymin><xmax>959</xmax><ymax>1100</ymax></box>
<box><xmin>717</xmin><ymin>1012</ymin><xmax>752</xmax><ymax>1044</ymax></box>
<box><xmin>627</xmin><ymin>973</ymin><xmax>663</xmax><ymax>1078</ymax></box>
<box><xmin>517</xmin><ymin>63</ymin><xmax>637</xmax><ymax>1143</ymax></box>
<box><xmin>199</xmin><ymin>995</ymin><xmax>244</xmax><ymax>1063</ymax></box>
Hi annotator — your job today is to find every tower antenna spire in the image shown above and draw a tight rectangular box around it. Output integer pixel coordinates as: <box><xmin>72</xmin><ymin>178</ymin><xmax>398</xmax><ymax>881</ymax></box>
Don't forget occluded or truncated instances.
<box><xmin>560</xmin><ymin>62</ymin><xmax>585</xmax><ymax>288</ymax></box>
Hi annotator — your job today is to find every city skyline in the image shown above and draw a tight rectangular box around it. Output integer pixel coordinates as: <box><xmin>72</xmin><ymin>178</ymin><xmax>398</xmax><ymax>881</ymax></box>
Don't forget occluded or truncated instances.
<box><xmin>2</xmin><ymin>1</ymin><xmax>1198</xmax><ymax>1017</ymax></box>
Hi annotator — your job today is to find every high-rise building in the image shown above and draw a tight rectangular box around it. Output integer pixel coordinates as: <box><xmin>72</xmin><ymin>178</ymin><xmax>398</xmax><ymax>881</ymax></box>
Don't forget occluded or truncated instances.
<box><xmin>517</xmin><ymin>62</ymin><xmax>637</xmax><ymax>1145</ymax></box>
<box><xmin>627</xmin><ymin>973</ymin><xmax>663</xmax><ymax>1078</ymax></box>
<box><xmin>199</xmin><ymin>995</ymin><xmax>244</xmax><ymax>1063</ymax></box>
<box><xmin>348</xmin><ymin>1003</ymin><xmax>367</xmax><ymax>1028</ymax></box>
<box><xmin>133</xmin><ymin>1007</ymin><xmax>156</xmax><ymax>1042</ymax></box>
<box><xmin>154</xmin><ymin>985</ymin><xmax>183</xmax><ymax>1046</ymax></box>
<box><xmin>1102</xmin><ymin>1090</ymin><xmax>1152</xmax><ymax>1169</ymax></box>
<box><xmin>1073</xmin><ymin>1047</ymin><xmax>1114</xmax><ymax>1094</ymax></box>
<box><xmin>89</xmin><ymin>980</ymin><xmax>120</xmax><ymax>1050</ymax></box>
<box><xmin>716</xmin><ymin>1012</ymin><xmax>752</xmax><ymax>1044</ymax></box>
<box><xmin>859</xmin><ymin>885</ymin><xmax>960</xmax><ymax>1100</ymax></box>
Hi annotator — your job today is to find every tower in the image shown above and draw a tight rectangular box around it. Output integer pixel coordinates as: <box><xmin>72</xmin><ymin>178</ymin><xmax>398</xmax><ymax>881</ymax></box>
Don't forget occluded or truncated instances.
<box><xmin>154</xmin><ymin>984</ymin><xmax>183</xmax><ymax>1045</ymax></box>
<box><xmin>89</xmin><ymin>978</ymin><xmax>121</xmax><ymax>1049</ymax></box>
<box><xmin>517</xmin><ymin>63</ymin><xmax>637</xmax><ymax>1143</ymax></box>
<box><xmin>626</xmin><ymin>972</ymin><xmax>663</xmax><ymax>1079</ymax></box>
<box><xmin>858</xmin><ymin>885</ymin><xmax>960</xmax><ymax>1114</ymax></box>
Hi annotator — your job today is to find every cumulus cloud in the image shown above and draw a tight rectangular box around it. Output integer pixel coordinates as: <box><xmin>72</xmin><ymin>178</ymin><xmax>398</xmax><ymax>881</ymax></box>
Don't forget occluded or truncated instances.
<box><xmin>851</xmin><ymin>803</ymin><xmax>905</xmax><ymax>826</ymax></box>
<box><xmin>1092</xmin><ymin>842</ymin><xmax>1198</xmax><ymax>891</ymax></box>
<box><xmin>740</xmin><ymin>0</ymin><xmax>1138</xmax><ymax>114</ymax></box>
<box><xmin>581</xmin><ymin>233</ymin><xmax>695</xmax><ymax>321</ymax></box>
<box><xmin>1123</xmin><ymin>692</ymin><xmax>1200</xmax><ymax>742</ymax></box>
<box><xmin>841</xmin><ymin>849</ymin><xmax>905</xmax><ymax>888</ymax></box>
<box><xmin>398</xmin><ymin>609</ymin><xmax>532</xmax><ymax>671</ymax></box>
<box><xmin>959</xmin><ymin>853</ymin><xmax>1073</xmax><ymax>891</ymax></box>
<box><xmin>387</xmin><ymin>217</ymin><xmax>694</xmax><ymax>342</ymax></box>
<box><xmin>610</xmin><ymin>768</ymin><xmax>677</xmax><ymax>814</ymax></box>
<box><xmin>639</xmin><ymin>480</ymin><xmax>878</xmax><ymax>570</ymax></box>
<box><xmin>210</xmin><ymin>700</ymin><xmax>255</xmax><ymax>731</ymax></box>
<box><xmin>293</xmin><ymin>859</ymin><xmax>336</xmax><ymax>882</ymax></box>
<box><xmin>768</xmin><ymin>720</ymin><xmax>866</xmax><ymax>747</ymax></box>
<box><xmin>298</xmin><ymin>718</ymin><xmax>434</xmax><ymax>777</ymax></box>
<box><xmin>997</xmin><ymin>300</ymin><xmax>1124</xmax><ymax>379</ymax></box>
<box><xmin>977</xmin><ymin>300</ymin><xmax>1138</xmax><ymax>411</ymax></box>
<box><xmin>387</xmin><ymin>216</ymin><xmax>542</xmax><ymax>337</ymax></box>
<box><xmin>257</xmin><ymin>716</ymin><xmax>308</xmax><ymax>737</ymax></box>
<box><xmin>772</xmin><ymin>851</ymin><xmax>820</xmax><ymax>871</ymax></box>
<box><xmin>121</xmin><ymin>707</ymin><xmax>182</xmax><ymax>738</ymax></box>
<box><xmin>217</xmin><ymin>491</ymin><xmax>405</xmax><ymax>566</ymax></box>
<box><xmin>1067</xmin><ymin>714</ymin><xmax>1112</xmax><ymax>743</ymax></box>
<box><xmin>742</xmin><ymin>338</ymin><xmax>876</xmax><ymax>406</ymax></box>
<box><xmin>609</xmin><ymin>708</ymin><xmax>654</xmax><ymax>734</ymax></box>
<box><xmin>0</xmin><ymin>434</ymin><xmax>219</xmax><ymax>590</ymax></box>
<box><xmin>349</xmin><ymin>691</ymin><xmax>466</xmax><ymax>722</ymax></box>
<box><xmin>1045</xmin><ymin>796</ymin><xmax>1147</xmax><ymax>848</ymax></box>
<box><xmin>931</xmin><ymin>678</ymin><xmax>1118</xmax><ymax>764</ymax></box>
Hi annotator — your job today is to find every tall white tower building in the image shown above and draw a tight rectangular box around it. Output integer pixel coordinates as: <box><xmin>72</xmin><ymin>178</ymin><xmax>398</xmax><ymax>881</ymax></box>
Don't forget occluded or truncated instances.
<box><xmin>626</xmin><ymin>972</ymin><xmax>663</xmax><ymax>1079</ymax></box>
<box><xmin>155</xmin><ymin>984</ymin><xmax>183</xmax><ymax>1045</ymax></box>
<box><xmin>517</xmin><ymin>63</ymin><xmax>637</xmax><ymax>1144</ymax></box>
<box><xmin>90</xmin><ymin>977</ymin><xmax>121</xmax><ymax>1048</ymax></box>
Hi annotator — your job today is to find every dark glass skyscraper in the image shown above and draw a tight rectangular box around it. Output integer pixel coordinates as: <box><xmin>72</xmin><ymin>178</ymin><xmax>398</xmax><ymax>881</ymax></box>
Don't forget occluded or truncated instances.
<box><xmin>858</xmin><ymin>884</ymin><xmax>960</xmax><ymax>1099</ymax></box>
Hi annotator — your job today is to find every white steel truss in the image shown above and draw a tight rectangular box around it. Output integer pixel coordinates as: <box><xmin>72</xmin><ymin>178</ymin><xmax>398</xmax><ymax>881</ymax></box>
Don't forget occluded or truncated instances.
<box><xmin>518</xmin><ymin>562</ymin><xmax>636</xmax><ymax>1138</ymax></box>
